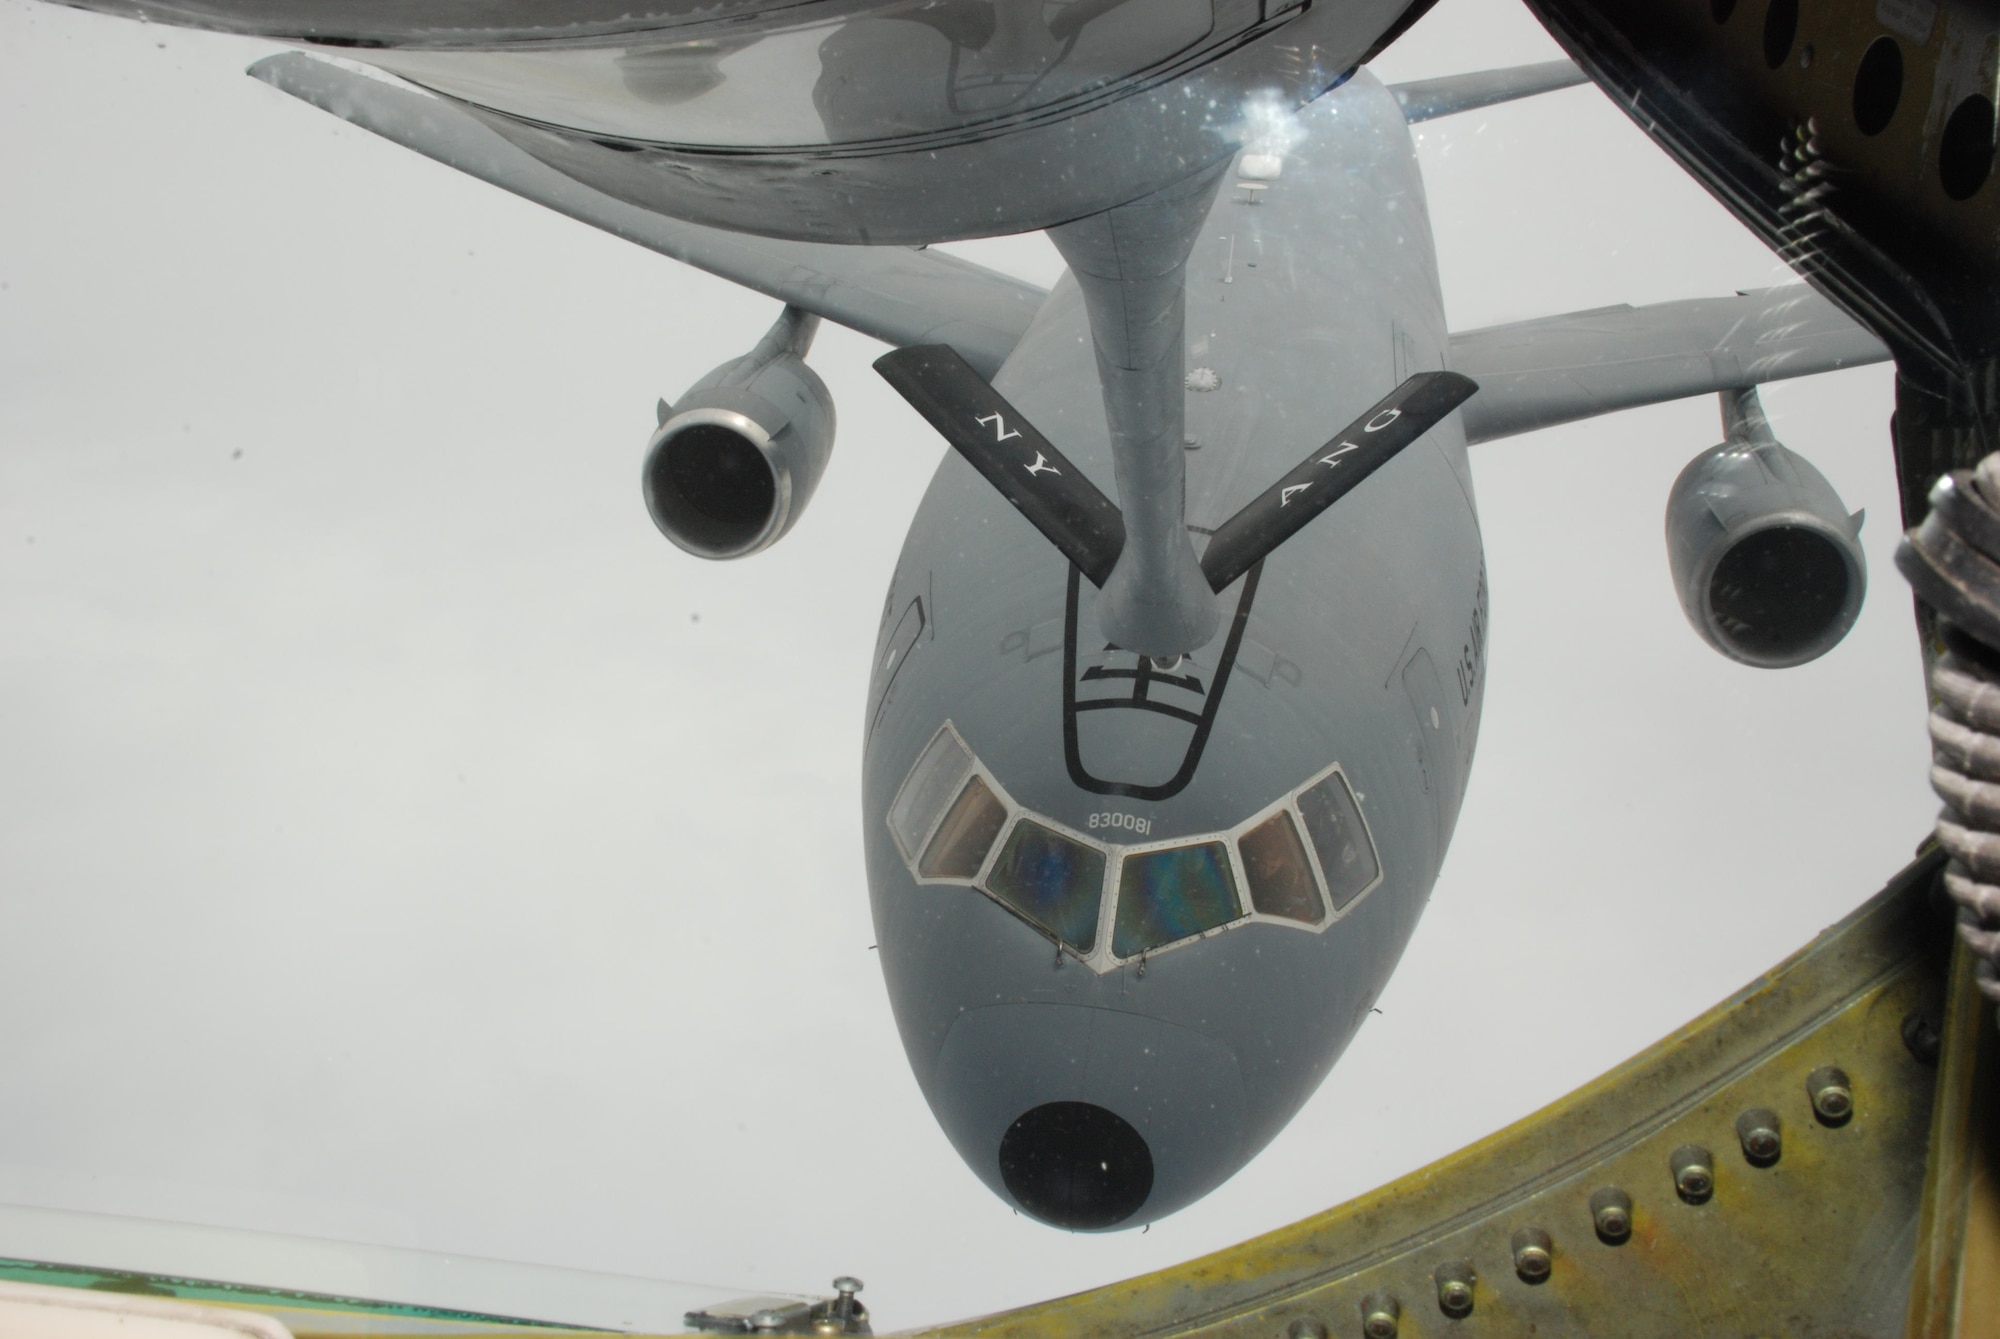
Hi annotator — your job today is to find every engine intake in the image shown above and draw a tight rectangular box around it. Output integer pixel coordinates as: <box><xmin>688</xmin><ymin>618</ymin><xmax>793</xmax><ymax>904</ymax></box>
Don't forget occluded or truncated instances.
<box><xmin>1665</xmin><ymin>387</ymin><xmax>1866</xmax><ymax>668</ymax></box>
<box><xmin>643</xmin><ymin>306</ymin><xmax>835</xmax><ymax>559</ymax></box>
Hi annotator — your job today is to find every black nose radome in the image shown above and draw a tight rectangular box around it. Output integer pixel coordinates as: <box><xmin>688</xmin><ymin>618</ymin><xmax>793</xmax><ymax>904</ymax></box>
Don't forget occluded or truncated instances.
<box><xmin>998</xmin><ymin>1101</ymin><xmax>1154</xmax><ymax>1230</ymax></box>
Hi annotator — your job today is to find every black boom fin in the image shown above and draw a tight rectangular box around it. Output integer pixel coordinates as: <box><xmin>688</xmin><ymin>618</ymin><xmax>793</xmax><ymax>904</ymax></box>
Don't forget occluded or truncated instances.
<box><xmin>874</xmin><ymin>345</ymin><xmax>1126</xmax><ymax>586</ymax></box>
<box><xmin>1199</xmin><ymin>371</ymin><xmax>1479</xmax><ymax>592</ymax></box>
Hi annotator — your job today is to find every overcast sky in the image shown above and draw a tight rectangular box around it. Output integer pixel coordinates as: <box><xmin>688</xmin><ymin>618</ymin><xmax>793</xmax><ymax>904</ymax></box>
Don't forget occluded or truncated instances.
<box><xmin>0</xmin><ymin>0</ymin><xmax>1937</xmax><ymax>1331</ymax></box>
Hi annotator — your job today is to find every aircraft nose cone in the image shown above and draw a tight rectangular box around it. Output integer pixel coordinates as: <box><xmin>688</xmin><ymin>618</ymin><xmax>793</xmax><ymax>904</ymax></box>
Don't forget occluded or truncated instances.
<box><xmin>999</xmin><ymin>1101</ymin><xmax>1154</xmax><ymax>1230</ymax></box>
<box><xmin>925</xmin><ymin>1002</ymin><xmax>1247</xmax><ymax>1229</ymax></box>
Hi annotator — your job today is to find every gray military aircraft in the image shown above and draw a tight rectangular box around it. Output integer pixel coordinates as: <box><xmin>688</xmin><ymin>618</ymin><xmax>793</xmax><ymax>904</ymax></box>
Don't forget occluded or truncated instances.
<box><xmin>50</xmin><ymin>0</ymin><xmax>1892</xmax><ymax>1230</ymax></box>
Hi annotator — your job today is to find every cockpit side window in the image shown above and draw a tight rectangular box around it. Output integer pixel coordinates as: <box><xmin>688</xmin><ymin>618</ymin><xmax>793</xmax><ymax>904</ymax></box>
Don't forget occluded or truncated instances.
<box><xmin>1297</xmin><ymin>769</ymin><xmax>1381</xmax><ymax>911</ymax></box>
<box><xmin>888</xmin><ymin>728</ymin><xmax>973</xmax><ymax>862</ymax></box>
<box><xmin>919</xmin><ymin>775</ymin><xmax>1008</xmax><ymax>879</ymax></box>
<box><xmin>1112</xmin><ymin>841</ymin><xmax>1240</xmax><ymax>958</ymax></box>
<box><xmin>985</xmin><ymin>820</ymin><xmax>1106</xmax><ymax>953</ymax></box>
<box><xmin>1238</xmin><ymin>809</ymin><xmax>1323</xmax><ymax>924</ymax></box>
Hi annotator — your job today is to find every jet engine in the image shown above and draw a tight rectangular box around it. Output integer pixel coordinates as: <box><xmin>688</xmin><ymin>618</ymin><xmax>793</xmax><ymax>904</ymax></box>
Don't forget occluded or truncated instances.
<box><xmin>643</xmin><ymin>306</ymin><xmax>834</xmax><ymax>559</ymax></box>
<box><xmin>1665</xmin><ymin>387</ymin><xmax>1866</xmax><ymax>668</ymax></box>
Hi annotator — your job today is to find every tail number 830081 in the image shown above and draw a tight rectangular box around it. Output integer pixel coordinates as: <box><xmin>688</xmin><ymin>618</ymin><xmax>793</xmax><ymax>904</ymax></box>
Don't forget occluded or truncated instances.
<box><xmin>1088</xmin><ymin>812</ymin><xmax>1153</xmax><ymax>836</ymax></box>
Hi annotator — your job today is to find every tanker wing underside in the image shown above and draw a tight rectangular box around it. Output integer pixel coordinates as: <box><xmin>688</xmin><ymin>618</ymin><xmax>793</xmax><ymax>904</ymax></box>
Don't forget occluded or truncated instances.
<box><xmin>1452</xmin><ymin>285</ymin><xmax>1891</xmax><ymax>444</ymax></box>
<box><xmin>247</xmin><ymin>52</ymin><xmax>1047</xmax><ymax>381</ymax></box>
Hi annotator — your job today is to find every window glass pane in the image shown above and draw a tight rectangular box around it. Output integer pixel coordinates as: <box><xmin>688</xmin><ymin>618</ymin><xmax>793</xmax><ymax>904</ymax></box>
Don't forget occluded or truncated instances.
<box><xmin>984</xmin><ymin>820</ymin><xmax>1105</xmax><ymax>952</ymax></box>
<box><xmin>1113</xmin><ymin>842</ymin><xmax>1240</xmax><ymax>959</ymax></box>
<box><xmin>888</xmin><ymin>729</ymin><xmax>972</xmax><ymax>861</ymax></box>
<box><xmin>919</xmin><ymin>776</ymin><xmax>1008</xmax><ymax>880</ymax></box>
<box><xmin>1238</xmin><ymin>810</ymin><xmax>1322</xmax><ymax>923</ymax></box>
<box><xmin>1298</xmin><ymin>770</ymin><xmax>1379</xmax><ymax>911</ymax></box>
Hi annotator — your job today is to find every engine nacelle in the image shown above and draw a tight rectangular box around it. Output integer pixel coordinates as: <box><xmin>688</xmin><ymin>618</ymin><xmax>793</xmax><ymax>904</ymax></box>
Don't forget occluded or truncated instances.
<box><xmin>643</xmin><ymin>307</ymin><xmax>835</xmax><ymax>559</ymax></box>
<box><xmin>1665</xmin><ymin>387</ymin><xmax>1866</xmax><ymax>668</ymax></box>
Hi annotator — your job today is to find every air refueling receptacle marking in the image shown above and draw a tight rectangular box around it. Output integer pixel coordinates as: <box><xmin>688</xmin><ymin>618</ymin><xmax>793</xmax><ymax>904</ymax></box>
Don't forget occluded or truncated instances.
<box><xmin>1063</xmin><ymin>561</ymin><xmax>1264</xmax><ymax>802</ymax></box>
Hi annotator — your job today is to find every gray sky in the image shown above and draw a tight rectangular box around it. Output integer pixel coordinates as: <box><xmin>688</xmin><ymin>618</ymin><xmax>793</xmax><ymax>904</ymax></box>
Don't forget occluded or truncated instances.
<box><xmin>0</xmin><ymin>0</ymin><xmax>1935</xmax><ymax>1330</ymax></box>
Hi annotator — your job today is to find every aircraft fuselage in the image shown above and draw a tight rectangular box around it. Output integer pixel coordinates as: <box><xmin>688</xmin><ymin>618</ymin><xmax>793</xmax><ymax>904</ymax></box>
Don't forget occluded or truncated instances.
<box><xmin>862</xmin><ymin>71</ymin><xmax>1488</xmax><ymax>1229</ymax></box>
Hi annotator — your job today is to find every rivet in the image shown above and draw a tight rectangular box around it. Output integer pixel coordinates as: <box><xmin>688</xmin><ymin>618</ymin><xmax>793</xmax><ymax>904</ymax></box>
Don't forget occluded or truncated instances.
<box><xmin>750</xmin><ymin>1309</ymin><xmax>788</xmax><ymax>1332</ymax></box>
<box><xmin>1283</xmin><ymin>1319</ymin><xmax>1327</xmax><ymax>1339</ymax></box>
<box><xmin>823</xmin><ymin>1277</ymin><xmax>864</xmax><ymax>1334</ymax></box>
<box><xmin>1735</xmin><ymin>1108</ymin><xmax>1782</xmax><ymax>1165</ymax></box>
<box><xmin>1359</xmin><ymin>1293</ymin><xmax>1399</xmax><ymax>1338</ymax></box>
<box><xmin>1807</xmin><ymin>1065</ymin><xmax>1854</xmax><ymax>1123</ymax></box>
<box><xmin>1903</xmin><ymin>1012</ymin><xmax>1942</xmax><ymax>1065</ymax></box>
<box><xmin>1590</xmin><ymin>1186</ymin><xmax>1633</xmax><ymax>1243</ymax></box>
<box><xmin>1511</xmin><ymin>1226</ymin><xmax>1553</xmax><ymax>1282</ymax></box>
<box><xmin>1434</xmin><ymin>1261</ymin><xmax>1475</xmax><ymax>1317</ymax></box>
<box><xmin>1670</xmin><ymin>1144</ymin><xmax>1715</xmax><ymax>1202</ymax></box>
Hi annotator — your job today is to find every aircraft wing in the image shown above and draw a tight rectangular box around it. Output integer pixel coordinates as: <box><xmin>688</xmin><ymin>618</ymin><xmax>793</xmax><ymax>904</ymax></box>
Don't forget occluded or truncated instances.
<box><xmin>1451</xmin><ymin>287</ymin><xmax>1892</xmax><ymax>444</ymax></box>
<box><xmin>246</xmin><ymin>54</ymin><xmax>1047</xmax><ymax>380</ymax></box>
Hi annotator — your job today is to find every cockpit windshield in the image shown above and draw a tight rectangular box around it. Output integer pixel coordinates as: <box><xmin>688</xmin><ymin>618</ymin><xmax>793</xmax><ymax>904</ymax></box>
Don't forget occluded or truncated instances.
<box><xmin>987</xmin><ymin>821</ymin><xmax>1105</xmax><ymax>953</ymax></box>
<box><xmin>887</xmin><ymin>723</ymin><xmax>1382</xmax><ymax>972</ymax></box>
<box><xmin>1112</xmin><ymin>841</ymin><xmax>1239</xmax><ymax>959</ymax></box>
